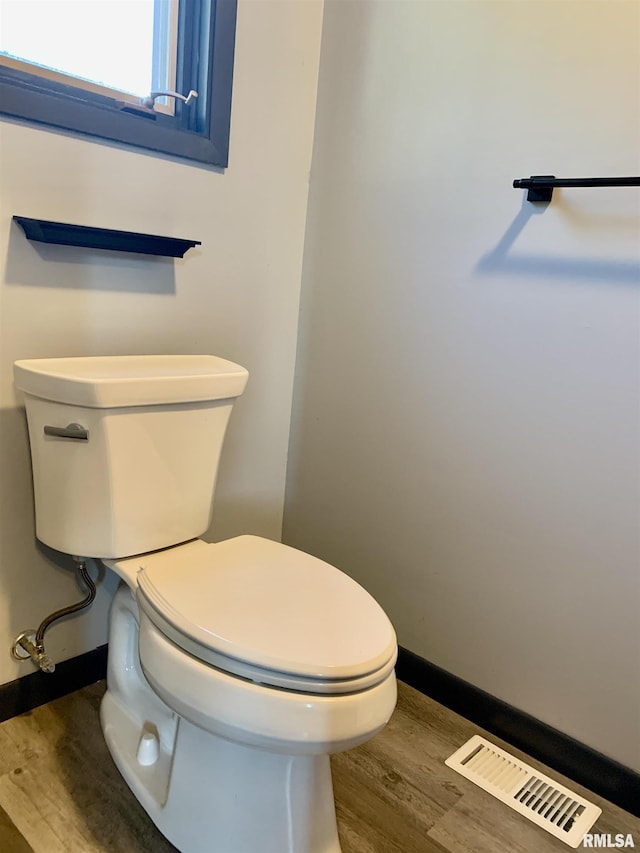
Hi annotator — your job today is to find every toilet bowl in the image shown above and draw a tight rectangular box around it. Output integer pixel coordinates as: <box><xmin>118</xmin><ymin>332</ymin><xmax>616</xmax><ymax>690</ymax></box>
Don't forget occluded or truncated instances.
<box><xmin>13</xmin><ymin>355</ymin><xmax>398</xmax><ymax>853</ymax></box>
<box><xmin>102</xmin><ymin>536</ymin><xmax>397</xmax><ymax>852</ymax></box>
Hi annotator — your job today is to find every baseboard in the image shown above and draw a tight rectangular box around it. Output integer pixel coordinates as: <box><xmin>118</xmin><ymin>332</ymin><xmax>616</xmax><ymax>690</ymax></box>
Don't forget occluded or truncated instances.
<box><xmin>0</xmin><ymin>644</ymin><xmax>108</xmax><ymax>724</ymax></box>
<box><xmin>396</xmin><ymin>646</ymin><xmax>640</xmax><ymax>818</ymax></box>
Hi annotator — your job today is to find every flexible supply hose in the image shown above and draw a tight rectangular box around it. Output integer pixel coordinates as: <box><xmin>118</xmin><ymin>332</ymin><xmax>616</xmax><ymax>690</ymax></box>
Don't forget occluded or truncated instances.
<box><xmin>33</xmin><ymin>560</ymin><xmax>96</xmax><ymax>670</ymax></box>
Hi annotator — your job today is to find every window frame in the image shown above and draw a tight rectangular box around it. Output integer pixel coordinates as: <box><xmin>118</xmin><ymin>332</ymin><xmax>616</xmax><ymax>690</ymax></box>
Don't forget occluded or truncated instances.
<box><xmin>0</xmin><ymin>0</ymin><xmax>237</xmax><ymax>168</ymax></box>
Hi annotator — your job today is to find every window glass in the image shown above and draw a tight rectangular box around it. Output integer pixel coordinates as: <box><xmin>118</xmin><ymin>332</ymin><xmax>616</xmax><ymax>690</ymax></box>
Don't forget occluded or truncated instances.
<box><xmin>0</xmin><ymin>0</ymin><xmax>175</xmax><ymax>98</ymax></box>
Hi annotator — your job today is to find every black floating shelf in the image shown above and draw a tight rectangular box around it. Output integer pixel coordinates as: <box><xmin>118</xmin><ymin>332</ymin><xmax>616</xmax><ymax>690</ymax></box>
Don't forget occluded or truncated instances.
<box><xmin>13</xmin><ymin>216</ymin><xmax>201</xmax><ymax>258</ymax></box>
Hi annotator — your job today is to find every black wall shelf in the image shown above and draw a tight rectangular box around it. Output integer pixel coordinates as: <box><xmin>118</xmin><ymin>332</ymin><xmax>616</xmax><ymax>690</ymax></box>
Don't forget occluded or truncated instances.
<box><xmin>13</xmin><ymin>216</ymin><xmax>201</xmax><ymax>258</ymax></box>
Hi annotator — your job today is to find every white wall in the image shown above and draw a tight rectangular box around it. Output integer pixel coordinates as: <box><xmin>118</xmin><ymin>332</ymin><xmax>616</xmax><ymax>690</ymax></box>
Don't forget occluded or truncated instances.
<box><xmin>285</xmin><ymin>1</ymin><xmax>640</xmax><ymax>771</ymax></box>
<box><xmin>0</xmin><ymin>0</ymin><xmax>324</xmax><ymax>684</ymax></box>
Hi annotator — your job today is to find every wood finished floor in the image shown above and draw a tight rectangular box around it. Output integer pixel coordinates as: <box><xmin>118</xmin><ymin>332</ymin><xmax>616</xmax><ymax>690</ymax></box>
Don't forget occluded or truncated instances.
<box><xmin>0</xmin><ymin>680</ymin><xmax>636</xmax><ymax>852</ymax></box>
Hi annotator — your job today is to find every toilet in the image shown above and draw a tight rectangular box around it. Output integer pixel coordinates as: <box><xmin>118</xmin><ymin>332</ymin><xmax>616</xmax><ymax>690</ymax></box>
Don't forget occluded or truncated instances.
<box><xmin>13</xmin><ymin>355</ymin><xmax>397</xmax><ymax>853</ymax></box>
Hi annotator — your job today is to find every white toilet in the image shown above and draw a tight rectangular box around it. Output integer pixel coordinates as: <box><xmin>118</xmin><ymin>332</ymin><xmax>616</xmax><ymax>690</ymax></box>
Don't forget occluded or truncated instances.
<box><xmin>13</xmin><ymin>355</ymin><xmax>397</xmax><ymax>853</ymax></box>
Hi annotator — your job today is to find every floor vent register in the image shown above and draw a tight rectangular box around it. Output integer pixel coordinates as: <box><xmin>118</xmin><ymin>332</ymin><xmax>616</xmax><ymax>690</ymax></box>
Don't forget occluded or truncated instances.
<box><xmin>445</xmin><ymin>735</ymin><xmax>602</xmax><ymax>848</ymax></box>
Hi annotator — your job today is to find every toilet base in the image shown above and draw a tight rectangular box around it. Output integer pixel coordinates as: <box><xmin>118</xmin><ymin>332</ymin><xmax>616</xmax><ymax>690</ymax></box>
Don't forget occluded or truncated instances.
<box><xmin>100</xmin><ymin>583</ymin><xmax>342</xmax><ymax>853</ymax></box>
<box><xmin>101</xmin><ymin>688</ymin><xmax>342</xmax><ymax>853</ymax></box>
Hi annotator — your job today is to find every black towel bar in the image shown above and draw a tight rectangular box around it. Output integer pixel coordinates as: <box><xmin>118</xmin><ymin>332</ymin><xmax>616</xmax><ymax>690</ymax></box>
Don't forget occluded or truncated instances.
<box><xmin>513</xmin><ymin>175</ymin><xmax>640</xmax><ymax>203</ymax></box>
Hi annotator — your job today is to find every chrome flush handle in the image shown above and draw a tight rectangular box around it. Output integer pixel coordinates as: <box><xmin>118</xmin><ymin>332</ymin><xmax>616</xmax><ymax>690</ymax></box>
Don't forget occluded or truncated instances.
<box><xmin>43</xmin><ymin>423</ymin><xmax>89</xmax><ymax>441</ymax></box>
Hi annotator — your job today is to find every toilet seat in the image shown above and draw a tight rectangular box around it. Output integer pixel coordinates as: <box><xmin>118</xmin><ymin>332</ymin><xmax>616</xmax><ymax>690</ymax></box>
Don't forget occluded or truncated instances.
<box><xmin>132</xmin><ymin>535</ymin><xmax>397</xmax><ymax>695</ymax></box>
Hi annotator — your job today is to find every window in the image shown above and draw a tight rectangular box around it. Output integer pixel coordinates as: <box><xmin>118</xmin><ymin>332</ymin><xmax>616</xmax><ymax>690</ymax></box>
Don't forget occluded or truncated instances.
<box><xmin>0</xmin><ymin>0</ymin><xmax>237</xmax><ymax>167</ymax></box>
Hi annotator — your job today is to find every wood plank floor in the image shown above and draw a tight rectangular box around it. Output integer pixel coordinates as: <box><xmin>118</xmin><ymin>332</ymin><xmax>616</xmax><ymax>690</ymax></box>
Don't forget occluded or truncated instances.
<box><xmin>0</xmin><ymin>680</ymin><xmax>636</xmax><ymax>852</ymax></box>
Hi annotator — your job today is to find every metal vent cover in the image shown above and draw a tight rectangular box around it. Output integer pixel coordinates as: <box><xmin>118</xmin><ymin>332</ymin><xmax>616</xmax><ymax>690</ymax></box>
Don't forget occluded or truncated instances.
<box><xmin>445</xmin><ymin>735</ymin><xmax>602</xmax><ymax>848</ymax></box>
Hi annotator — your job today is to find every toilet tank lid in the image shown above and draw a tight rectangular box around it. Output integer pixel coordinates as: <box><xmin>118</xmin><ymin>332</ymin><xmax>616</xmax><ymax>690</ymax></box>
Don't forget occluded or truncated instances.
<box><xmin>13</xmin><ymin>355</ymin><xmax>249</xmax><ymax>408</ymax></box>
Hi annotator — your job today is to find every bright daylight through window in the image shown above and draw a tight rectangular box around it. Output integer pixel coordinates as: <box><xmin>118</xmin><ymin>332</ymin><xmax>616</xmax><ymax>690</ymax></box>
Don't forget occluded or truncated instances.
<box><xmin>0</xmin><ymin>0</ymin><xmax>175</xmax><ymax>104</ymax></box>
<box><xmin>0</xmin><ymin>0</ymin><xmax>237</xmax><ymax>166</ymax></box>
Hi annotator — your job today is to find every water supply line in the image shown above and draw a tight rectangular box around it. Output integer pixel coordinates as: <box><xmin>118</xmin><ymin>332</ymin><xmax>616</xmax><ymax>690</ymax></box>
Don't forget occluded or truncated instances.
<box><xmin>12</xmin><ymin>559</ymin><xmax>96</xmax><ymax>673</ymax></box>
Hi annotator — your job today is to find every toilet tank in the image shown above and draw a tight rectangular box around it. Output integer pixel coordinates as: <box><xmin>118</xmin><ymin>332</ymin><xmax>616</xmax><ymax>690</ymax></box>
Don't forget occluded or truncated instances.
<box><xmin>13</xmin><ymin>355</ymin><xmax>249</xmax><ymax>559</ymax></box>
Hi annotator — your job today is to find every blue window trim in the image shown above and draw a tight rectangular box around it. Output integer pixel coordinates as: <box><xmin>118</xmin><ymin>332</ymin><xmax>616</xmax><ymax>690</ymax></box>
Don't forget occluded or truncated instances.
<box><xmin>0</xmin><ymin>0</ymin><xmax>237</xmax><ymax>168</ymax></box>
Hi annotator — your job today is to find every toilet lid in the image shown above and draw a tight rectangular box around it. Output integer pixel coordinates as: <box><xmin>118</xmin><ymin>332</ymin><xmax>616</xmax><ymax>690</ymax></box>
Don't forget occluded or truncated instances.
<box><xmin>136</xmin><ymin>535</ymin><xmax>397</xmax><ymax>685</ymax></box>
